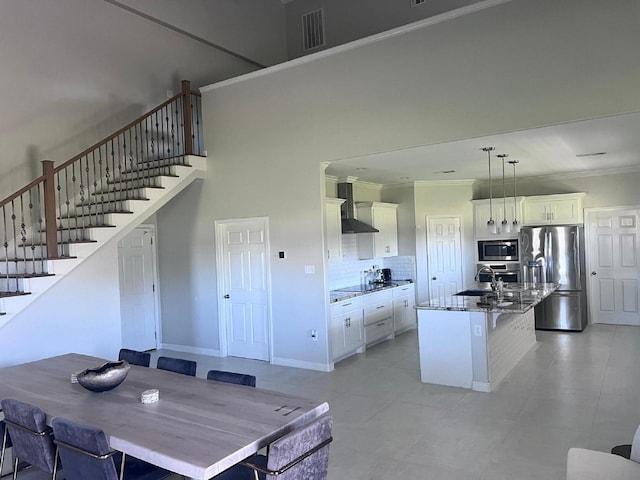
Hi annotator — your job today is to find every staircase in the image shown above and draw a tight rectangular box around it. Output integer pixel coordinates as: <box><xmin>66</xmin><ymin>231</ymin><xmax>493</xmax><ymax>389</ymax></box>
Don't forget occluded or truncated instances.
<box><xmin>0</xmin><ymin>81</ymin><xmax>206</xmax><ymax>329</ymax></box>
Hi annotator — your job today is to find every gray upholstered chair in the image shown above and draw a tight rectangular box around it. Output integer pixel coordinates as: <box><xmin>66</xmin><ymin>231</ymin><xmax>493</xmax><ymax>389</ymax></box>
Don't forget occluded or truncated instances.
<box><xmin>118</xmin><ymin>348</ymin><xmax>151</xmax><ymax>367</ymax></box>
<box><xmin>206</xmin><ymin>370</ymin><xmax>256</xmax><ymax>387</ymax></box>
<box><xmin>0</xmin><ymin>416</ymin><xmax>13</xmax><ymax>475</ymax></box>
<box><xmin>156</xmin><ymin>356</ymin><xmax>197</xmax><ymax>376</ymax></box>
<box><xmin>214</xmin><ymin>416</ymin><xmax>333</xmax><ymax>480</ymax></box>
<box><xmin>0</xmin><ymin>399</ymin><xmax>59</xmax><ymax>479</ymax></box>
<box><xmin>567</xmin><ymin>424</ymin><xmax>640</xmax><ymax>479</ymax></box>
<box><xmin>52</xmin><ymin>416</ymin><xmax>172</xmax><ymax>480</ymax></box>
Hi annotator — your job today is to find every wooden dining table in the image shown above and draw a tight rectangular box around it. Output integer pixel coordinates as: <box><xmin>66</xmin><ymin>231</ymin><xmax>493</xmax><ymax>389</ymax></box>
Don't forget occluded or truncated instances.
<box><xmin>0</xmin><ymin>353</ymin><xmax>329</xmax><ymax>479</ymax></box>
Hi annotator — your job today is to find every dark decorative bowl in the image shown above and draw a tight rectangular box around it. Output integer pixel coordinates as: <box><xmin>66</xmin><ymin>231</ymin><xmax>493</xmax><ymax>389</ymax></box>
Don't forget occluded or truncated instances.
<box><xmin>77</xmin><ymin>360</ymin><xmax>130</xmax><ymax>392</ymax></box>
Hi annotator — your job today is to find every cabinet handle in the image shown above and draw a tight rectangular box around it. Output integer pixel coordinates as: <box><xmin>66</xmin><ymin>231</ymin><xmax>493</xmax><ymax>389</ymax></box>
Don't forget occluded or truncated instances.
<box><xmin>404</xmin><ymin>300</ymin><xmax>408</xmax><ymax>307</ymax></box>
<box><xmin>376</xmin><ymin>322</ymin><xmax>385</xmax><ymax>327</ymax></box>
<box><xmin>345</xmin><ymin>317</ymin><xmax>351</xmax><ymax>327</ymax></box>
<box><xmin>342</xmin><ymin>303</ymin><xmax>352</xmax><ymax>307</ymax></box>
<box><xmin>376</xmin><ymin>305</ymin><xmax>385</xmax><ymax>309</ymax></box>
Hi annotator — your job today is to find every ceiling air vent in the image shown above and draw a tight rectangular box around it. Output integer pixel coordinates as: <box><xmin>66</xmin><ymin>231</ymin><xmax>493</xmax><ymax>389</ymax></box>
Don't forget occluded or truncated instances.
<box><xmin>411</xmin><ymin>0</ymin><xmax>426</xmax><ymax>6</ymax></box>
<box><xmin>302</xmin><ymin>9</ymin><xmax>325</xmax><ymax>51</ymax></box>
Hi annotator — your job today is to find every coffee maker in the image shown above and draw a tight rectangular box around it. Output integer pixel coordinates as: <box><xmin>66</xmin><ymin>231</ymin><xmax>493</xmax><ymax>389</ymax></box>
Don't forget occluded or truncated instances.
<box><xmin>381</xmin><ymin>268</ymin><xmax>392</xmax><ymax>282</ymax></box>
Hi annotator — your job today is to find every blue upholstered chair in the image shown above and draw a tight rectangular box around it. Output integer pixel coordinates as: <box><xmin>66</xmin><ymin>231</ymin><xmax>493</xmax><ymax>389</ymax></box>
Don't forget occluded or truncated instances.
<box><xmin>52</xmin><ymin>416</ymin><xmax>172</xmax><ymax>480</ymax></box>
<box><xmin>0</xmin><ymin>399</ymin><xmax>59</xmax><ymax>479</ymax></box>
<box><xmin>206</xmin><ymin>370</ymin><xmax>256</xmax><ymax>387</ymax></box>
<box><xmin>118</xmin><ymin>348</ymin><xmax>151</xmax><ymax>367</ymax></box>
<box><xmin>214</xmin><ymin>416</ymin><xmax>333</xmax><ymax>480</ymax></box>
<box><xmin>156</xmin><ymin>356</ymin><xmax>197</xmax><ymax>376</ymax></box>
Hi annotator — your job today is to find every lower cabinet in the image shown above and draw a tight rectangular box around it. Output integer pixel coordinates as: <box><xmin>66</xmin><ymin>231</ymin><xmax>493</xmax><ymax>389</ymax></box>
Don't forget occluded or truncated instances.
<box><xmin>330</xmin><ymin>297</ymin><xmax>364</xmax><ymax>361</ymax></box>
<box><xmin>393</xmin><ymin>283</ymin><xmax>416</xmax><ymax>333</ymax></box>
<box><xmin>363</xmin><ymin>289</ymin><xmax>394</xmax><ymax>346</ymax></box>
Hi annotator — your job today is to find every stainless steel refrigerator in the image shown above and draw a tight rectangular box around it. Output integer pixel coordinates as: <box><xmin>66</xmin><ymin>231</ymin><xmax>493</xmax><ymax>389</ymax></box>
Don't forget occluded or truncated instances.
<box><xmin>519</xmin><ymin>225</ymin><xmax>588</xmax><ymax>331</ymax></box>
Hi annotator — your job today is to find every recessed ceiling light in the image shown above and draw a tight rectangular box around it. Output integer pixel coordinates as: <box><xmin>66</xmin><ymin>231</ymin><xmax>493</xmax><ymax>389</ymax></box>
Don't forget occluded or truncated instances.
<box><xmin>355</xmin><ymin>167</ymin><xmax>368</xmax><ymax>171</ymax></box>
<box><xmin>575</xmin><ymin>152</ymin><xmax>606</xmax><ymax>157</ymax></box>
<box><xmin>399</xmin><ymin>176</ymin><xmax>411</xmax><ymax>180</ymax></box>
<box><xmin>434</xmin><ymin>170</ymin><xmax>456</xmax><ymax>174</ymax></box>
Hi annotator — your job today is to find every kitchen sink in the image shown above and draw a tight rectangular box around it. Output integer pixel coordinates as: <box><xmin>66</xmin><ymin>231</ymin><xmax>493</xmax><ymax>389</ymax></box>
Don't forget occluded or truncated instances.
<box><xmin>454</xmin><ymin>289</ymin><xmax>494</xmax><ymax>297</ymax></box>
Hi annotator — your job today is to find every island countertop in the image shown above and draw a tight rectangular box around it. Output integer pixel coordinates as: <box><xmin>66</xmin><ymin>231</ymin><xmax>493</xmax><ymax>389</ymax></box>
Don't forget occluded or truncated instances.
<box><xmin>415</xmin><ymin>283</ymin><xmax>558</xmax><ymax>314</ymax></box>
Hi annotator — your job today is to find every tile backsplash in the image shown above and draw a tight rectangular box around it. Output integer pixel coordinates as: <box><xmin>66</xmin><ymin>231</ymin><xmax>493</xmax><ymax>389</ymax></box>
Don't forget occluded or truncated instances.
<box><xmin>328</xmin><ymin>235</ymin><xmax>416</xmax><ymax>290</ymax></box>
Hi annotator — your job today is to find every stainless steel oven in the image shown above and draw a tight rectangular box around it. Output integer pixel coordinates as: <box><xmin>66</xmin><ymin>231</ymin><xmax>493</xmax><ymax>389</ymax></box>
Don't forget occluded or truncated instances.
<box><xmin>476</xmin><ymin>263</ymin><xmax>521</xmax><ymax>284</ymax></box>
<box><xmin>477</xmin><ymin>239</ymin><xmax>519</xmax><ymax>262</ymax></box>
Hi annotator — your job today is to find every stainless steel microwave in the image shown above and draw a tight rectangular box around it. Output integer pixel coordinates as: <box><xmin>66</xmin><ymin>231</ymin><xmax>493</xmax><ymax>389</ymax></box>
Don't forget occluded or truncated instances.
<box><xmin>477</xmin><ymin>239</ymin><xmax>519</xmax><ymax>262</ymax></box>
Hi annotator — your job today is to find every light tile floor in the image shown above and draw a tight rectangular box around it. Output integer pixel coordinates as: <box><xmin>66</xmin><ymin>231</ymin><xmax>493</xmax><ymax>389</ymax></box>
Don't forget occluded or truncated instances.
<box><xmin>15</xmin><ymin>324</ymin><xmax>640</xmax><ymax>480</ymax></box>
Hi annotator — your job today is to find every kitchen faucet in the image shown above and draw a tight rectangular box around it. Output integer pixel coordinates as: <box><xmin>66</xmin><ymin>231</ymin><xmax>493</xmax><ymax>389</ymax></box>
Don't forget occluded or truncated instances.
<box><xmin>475</xmin><ymin>265</ymin><xmax>498</xmax><ymax>292</ymax></box>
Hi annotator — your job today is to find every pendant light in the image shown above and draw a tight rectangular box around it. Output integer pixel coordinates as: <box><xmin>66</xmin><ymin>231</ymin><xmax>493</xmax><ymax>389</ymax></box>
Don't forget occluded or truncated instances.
<box><xmin>508</xmin><ymin>159</ymin><xmax>521</xmax><ymax>233</ymax></box>
<box><xmin>482</xmin><ymin>147</ymin><xmax>497</xmax><ymax>234</ymax></box>
<box><xmin>497</xmin><ymin>154</ymin><xmax>510</xmax><ymax>234</ymax></box>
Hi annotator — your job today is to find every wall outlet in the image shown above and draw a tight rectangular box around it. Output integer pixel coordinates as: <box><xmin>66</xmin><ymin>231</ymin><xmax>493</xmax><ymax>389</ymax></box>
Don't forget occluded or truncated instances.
<box><xmin>304</xmin><ymin>265</ymin><xmax>315</xmax><ymax>274</ymax></box>
<box><xmin>474</xmin><ymin>325</ymin><xmax>482</xmax><ymax>337</ymax></box>
<box><xmin>311</xmin><ymin>329</ymin><xmax>318</xmax><ymax>341</ymax></box>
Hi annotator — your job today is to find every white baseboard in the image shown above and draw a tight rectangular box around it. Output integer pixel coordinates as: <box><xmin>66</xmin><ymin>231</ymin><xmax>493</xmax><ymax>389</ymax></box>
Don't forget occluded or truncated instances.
<box><xmin>271</xmin><ymin>356</ymin><xmax>333</xmax><ymax>372</ymax></box>
<box><xmin>159</xmin><ymin>343</ymin><xmax>222</xmax><ymax>357</ymax></box>
<box><xmin>472</xmin><ymin>381</ymin><xmax>491</xmax><ymax>392</ymax></box>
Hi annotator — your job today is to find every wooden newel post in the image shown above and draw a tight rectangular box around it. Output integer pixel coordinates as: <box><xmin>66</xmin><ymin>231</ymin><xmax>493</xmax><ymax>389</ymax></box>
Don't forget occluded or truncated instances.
<box><xmin>41</xmin><ymin>160</ymin><xmax>59</xmax><ymax>259</ymax></box>
<box><xmin>181</xmin><ymin>80</ymin><xmax>193</xmax><ymax>156</ymax></box>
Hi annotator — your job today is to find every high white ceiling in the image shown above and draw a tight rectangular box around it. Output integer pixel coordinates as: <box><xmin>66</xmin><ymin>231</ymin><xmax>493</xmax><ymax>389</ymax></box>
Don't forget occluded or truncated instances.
<box><xmin>326</xmin><ymin>111</ymin><xmax>640</xmax><ymax>185</ymax></box>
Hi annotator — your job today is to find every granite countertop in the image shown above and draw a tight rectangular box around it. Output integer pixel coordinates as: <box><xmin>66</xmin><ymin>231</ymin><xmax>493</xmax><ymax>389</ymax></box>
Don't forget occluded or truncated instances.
<box><xmin>415</xmin><ymin>283</ymin><xmax>558</xmax><ymax>314</ymax></box>
<box><xmin>330</xmin><ymin>280</ymin><xmax>414</xmax><ymax>303</ymax></box>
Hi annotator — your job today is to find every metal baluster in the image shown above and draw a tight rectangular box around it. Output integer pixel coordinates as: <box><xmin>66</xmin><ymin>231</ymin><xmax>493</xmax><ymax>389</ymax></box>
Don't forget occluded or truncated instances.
<box><xmin>19</xmin><ymin>195</ymin><xmax>27</xmax><ymax>278</ymax></box>
<box><xmin>107</xmin><ymin>141</ymin><xmax>114</xmax><ymax>212</ymax></box>
<box><xmin>78</xmin><ymin>157</ymin><xmax>86</xmax><ymax>228</ymax></box>
<box><xmin>174</xmin><ymin>99</ymin><xmax>182</xmax><ymax>162</ymax></box>
<box><xmin>164</xmin><ymin>105</ymin><xmax>170</xmax><ymax>167</ymax></box>
<box><xmin>64</xmin><ymin>168</ymin><xmax>75</xmax><ymax>242</ymax></box>
<box><xmin>36</xmin><ymin>184</ymin><xmax>45</xmax><ymax>266</ymax></box>
<box><xmin>10</xmin><ymin>200</ymin><xmax>18</xmax><ymax>291</ymax></box>
<box><xmin>27</xmin><ymin>189</ymin><xmax>36</xmax><ymax>274</ymax></box>
<box><xmin>193</xmin><ymin>94</ymin><xmax>201</xmax><ymax>155</ymax></box>
<box><xmin>138</xmin><ymin>120</ymin><xmax>147</xmax><ymax>188</ymax></box>
<box><xmin>96</xmin><ymin>149</ymin><xmax>104</xmax><ymax>217</ymax></box>
<box><xmin>71</xmin><ymin>162</ymin><xmax>81</xmax><ymax>234</ymax></box>
<box><xmin>55</xmin><ymin>171</ymin><xmax>64</xmax><ymax>255</ymax></box>
<box><xmin>2</xmin><ymin>205</ymin><xmax>9</xmax><ymax>292</ymax></box>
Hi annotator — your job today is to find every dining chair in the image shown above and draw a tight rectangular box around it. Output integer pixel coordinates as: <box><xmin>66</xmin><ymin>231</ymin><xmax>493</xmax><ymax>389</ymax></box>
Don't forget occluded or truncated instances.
<box><xmin>156</xmin><ymin>356</ymin><xmax>197</xmax><ymax>376</ymax></box>
<box><xmin>51</xmin><ymin>416</ymin><xmax>172</xmax><ymax>480</ymax></box>
<box><xmin>214</xmin><ymin>416</ymin><xmax>333</xmax><ymax>480</ymax></box>
<box><xmin>206</xmin><ymin>370</ymin><xmax>256</xmax><ymax>387</ymax></box>
<box><xmin>0</xmin><ymin>399</ymin><xmax>59</xmax><ymax>479</ymax></box>
<box><xmin>0</xmin><ymin>415</ymin><xmax>13</xmax><ymax>475</ymax></box>
<box><xmin>118</xmin><ymin>348</ymin><xmax>151</xmax><ymax>367</ymax></box>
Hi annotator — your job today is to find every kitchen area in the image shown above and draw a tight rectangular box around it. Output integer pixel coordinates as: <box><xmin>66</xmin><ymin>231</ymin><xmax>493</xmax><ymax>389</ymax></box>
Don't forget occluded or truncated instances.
<box><xmin>326</xmin><ymin>161</ymin><xmax>593</xmax><ymax>390</ymax></box>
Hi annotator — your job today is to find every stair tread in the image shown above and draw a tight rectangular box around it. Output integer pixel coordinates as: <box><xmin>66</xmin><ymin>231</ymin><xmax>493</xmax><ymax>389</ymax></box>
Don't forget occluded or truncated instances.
<box><xmin>0</xmin><ymin>273</ymin><xmax>54</xmax><ymax>279</ymax></box>
<box><xmin>0</xmin><ymin>291</ymin><xmax>31</xmax><ymax>298</ymax></box>
<box><xmin>108</xmin><ymin>173</ymin><xmax>179</xmax><ymax>184</ymax></box>
<box><xmin>92</xmin><ymin>186</ymin><xmax>164</xmax><ymax>195</ymax></box>
<box><xmin>76</xmin><ymin>197</ymin><xmax>150</xmax><ymax>207</ymax></box>
<box><xmin>121</xmin><ymin>163</ymin><xmax>192</xmax><ymax>175</ymax></box>
<box><xmin>2</xmin><ymin>256</ymin><xmax>77</xmax><ymax>262</ymax></box>
<box><xmin>58</xmin><ymin>211</ymin><xmax>134</xmax><ymax>220</ymax></box>
<box><xmin>38</xmin><ymin>224</ymin><xmax>115</xmax><ymax>232</ymax></box>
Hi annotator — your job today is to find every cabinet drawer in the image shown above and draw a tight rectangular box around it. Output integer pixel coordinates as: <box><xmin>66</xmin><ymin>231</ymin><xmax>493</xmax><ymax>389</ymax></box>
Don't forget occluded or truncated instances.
<box><xmin>392</xmin><ymin>284</ymin><xmax>415</xmax><ymax>298</ymax></box>
<box><xmin>362</xmin><ymin>289</ymin><xmax>392</xmax><ymax>306</ymax></box>
<box><xmin>330</xmin><ymin>297</ymin><xmax>363</xmax><ymax>316</ymax></box>
<box><xmin>365</xmin><ymin>318</ymin><xmax>393</xmax><ymax>345</ymax></box>
<box><xmin>364</xmin><ymin>303</ymin><xmax>393</xmax><ymax>325</ymax></box>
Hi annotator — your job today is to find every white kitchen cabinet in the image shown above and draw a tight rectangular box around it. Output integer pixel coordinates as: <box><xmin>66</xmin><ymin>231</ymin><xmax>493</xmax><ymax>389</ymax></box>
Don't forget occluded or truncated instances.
<box><xmin>356</xmin><ymin>202</ymin><xmax>398</xmax><ymax>259</ymax></box>
<box><xmin>362</xmin><ymin>289</ymin><xmax>394</xmax><ymax>346</ymax></box>
<box><xmin>522</xmin><ymin>193</ymin><xmax>585</xmax><ymax>225</ymax></box>
<box><xmin>329</xmin><ymin>297</ymin><xmax>364</xmax><ymax>361</ymax></box>
<box><xmin>325</xmin><ymin>198</ymin><xmax>345</xmax><ymax>265</ymax></box>
<box><xmin>393</xmin><ymin>283</ymin><xmax>416</xmax><ymax>333</ymax></box>
<box><xmin>472</xmin><ymin>197</ymin><xmax>523</xmax><ymax>239</ymax></box>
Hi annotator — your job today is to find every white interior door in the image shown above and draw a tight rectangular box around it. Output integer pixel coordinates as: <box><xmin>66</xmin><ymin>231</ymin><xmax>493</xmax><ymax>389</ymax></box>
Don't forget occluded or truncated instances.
<box><xmin>218</xmin><ymin>218</ymin><xmax>270</xmax><ymax>361</ymax></box>
<box><xmin>118</xmin><ymin>226</ymin><xmax>158</xmax><ymax>351</ymax></box>
<box><xmin>427</xmin><ymin>216</ymin><xmax>463</xmax><ymax>299</ymax></box>
<box><xmin>586</xmin><ymin>208</ymin><xmax>640</xmax><ymax>326</ymax></box>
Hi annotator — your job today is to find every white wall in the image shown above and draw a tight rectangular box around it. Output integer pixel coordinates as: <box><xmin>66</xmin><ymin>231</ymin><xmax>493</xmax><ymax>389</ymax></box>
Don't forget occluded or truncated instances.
<box><xmin>285</xmin><ymin>0</ymin><xmax>483</xmax><ymax>59</ymax></box>
<box><xmin>0</xmin><ymin>243</ymin><xmax>122</xmax><ymax>368</ymax></box>
<box><xmin>0</xmin><ymin>0</ymin><xmax>286</xmax><ymax>200</ymax></box>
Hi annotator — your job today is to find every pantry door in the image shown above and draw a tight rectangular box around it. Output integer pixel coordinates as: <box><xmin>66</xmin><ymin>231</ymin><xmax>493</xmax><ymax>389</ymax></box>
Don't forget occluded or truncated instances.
<box><xmin>216</xmin><ymin>218</ymin><xmax>271</xmax><ymax>361</ymax></box>
<box><xmin>586</xmin><ymin>207</ymin><xmax>640</xmax><ymax>326</ymax></box>
<box><xmin>427</xmin><ymin>216</ymin><xmax>464</xmax><ymax>299</ymax></box>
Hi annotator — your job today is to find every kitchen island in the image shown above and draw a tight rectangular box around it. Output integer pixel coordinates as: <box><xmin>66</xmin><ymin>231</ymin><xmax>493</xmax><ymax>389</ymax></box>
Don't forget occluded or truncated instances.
<box><xmin>415</xmin><ymin>284</ymin><xmax>556</xmax><ymax>392</ymax></box>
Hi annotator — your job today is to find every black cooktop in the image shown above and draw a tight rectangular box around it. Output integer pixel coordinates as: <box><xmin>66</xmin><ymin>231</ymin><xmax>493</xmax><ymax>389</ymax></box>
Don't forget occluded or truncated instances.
<box><xmin>334</xmin><ymin>282</ymin><xmax>398</xmax><ymax>293</ymax></box>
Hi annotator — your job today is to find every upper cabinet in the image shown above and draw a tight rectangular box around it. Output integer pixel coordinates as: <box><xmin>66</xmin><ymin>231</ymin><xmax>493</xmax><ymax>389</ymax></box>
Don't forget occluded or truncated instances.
<box><xmin>472</xmin><ymin>197</ymin><xmax>523</xmax><ymax>239</ymax></box>
<box><xmin>356</xmin><ymin>202</ymin><xmax>398</xmax><ymax>259</ymax></box>
<box><xmin>325</xmin><ymin>198</ymin><xmax>345</xmax><ymax>265</ymax></box>
<box><xmin>522</xmin><ymin>193</ymin><xmax>585</xmax><ymax>225</ymax></box>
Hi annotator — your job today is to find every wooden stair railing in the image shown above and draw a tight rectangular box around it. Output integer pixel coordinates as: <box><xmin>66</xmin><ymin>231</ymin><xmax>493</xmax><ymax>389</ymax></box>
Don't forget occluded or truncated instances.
<box><xmin>0</xmin><ymin>80</ymin><xmax>203</xmax><ymax>297</ymax></box>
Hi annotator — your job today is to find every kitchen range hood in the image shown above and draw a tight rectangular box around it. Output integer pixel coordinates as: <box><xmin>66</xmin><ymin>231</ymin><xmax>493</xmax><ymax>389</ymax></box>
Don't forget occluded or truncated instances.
<box><xmin>337</xmin><ymin>182</ymin><xmax>379</xmax><ymax>234</ymax></box>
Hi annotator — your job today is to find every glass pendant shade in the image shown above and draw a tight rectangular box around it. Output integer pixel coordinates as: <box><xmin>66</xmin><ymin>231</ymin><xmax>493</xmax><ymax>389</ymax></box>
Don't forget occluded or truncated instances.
<box><xmin>509</xmin><ymin>159</ymin><xmax>520</xmax><ymax>234</ymax></box>
<box><xmin>483</xmin><ymin>147</ymin><xmax>496</xmax><ymax>234</ymax></box>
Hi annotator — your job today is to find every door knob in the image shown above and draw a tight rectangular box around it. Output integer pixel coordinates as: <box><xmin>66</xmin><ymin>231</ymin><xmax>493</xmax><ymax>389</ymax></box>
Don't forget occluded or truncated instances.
<box><xmin>432</xmin><ymin>277</ymin><xmax>437</xmax><ymax>280</ymax></box>
<box><xmin>591</xmin><ymin>272</ymin><xmax>597</xmax><ymax>276</ymax></box>
<box><xmin>223</xmin><ymin>294</ymin><xmax>230</xmax><ymax>299</ymax></box>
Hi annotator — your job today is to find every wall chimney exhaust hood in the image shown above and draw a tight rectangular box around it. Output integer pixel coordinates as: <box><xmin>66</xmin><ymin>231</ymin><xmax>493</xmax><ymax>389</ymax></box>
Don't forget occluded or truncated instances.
<box><xmin>337</xmin><ymin>182</ymin><xmax>379</xmax><ymax>234</ymax></box>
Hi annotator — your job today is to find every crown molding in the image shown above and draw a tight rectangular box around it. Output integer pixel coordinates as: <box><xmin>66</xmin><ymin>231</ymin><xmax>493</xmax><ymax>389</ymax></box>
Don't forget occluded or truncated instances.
<box><xmin>475</xmin><ymin>164</ymin><xmax>640</xmax><ymax>186</ymax></box>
